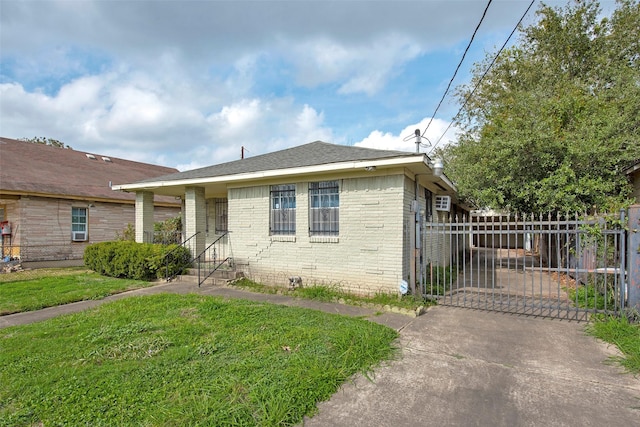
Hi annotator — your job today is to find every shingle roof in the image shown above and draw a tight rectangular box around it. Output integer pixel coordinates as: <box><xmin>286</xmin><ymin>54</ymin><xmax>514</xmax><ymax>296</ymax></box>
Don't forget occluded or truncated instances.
<box><xmin>0</xmin><ymin>137</ymin><xmax>179</xmax><ymax>204</ymax></box>
<box><xmin>137</xmin><ymin>141</ymin><xmax>419</xmax><ymax>183</ymax></box>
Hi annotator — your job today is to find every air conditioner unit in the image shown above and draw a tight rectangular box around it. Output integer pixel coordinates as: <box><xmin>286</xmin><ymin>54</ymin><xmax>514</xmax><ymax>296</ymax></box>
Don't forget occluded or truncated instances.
<box><xmin>72</xmin><ymin>231</ymin><xmax>87</xmax><ymax>242</ymax></box>
<box><xmin>435</xmin><ymin>195</ymin><xmax>451</xmax><ymax>212</ymax></box>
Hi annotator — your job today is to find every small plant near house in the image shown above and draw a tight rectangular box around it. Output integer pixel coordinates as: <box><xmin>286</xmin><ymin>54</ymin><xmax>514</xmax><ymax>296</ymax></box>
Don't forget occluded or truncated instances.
<box><xmin>566</xmin><ymin>274</ymin><xmax>617</xmax><ymax>311</ymax></box>
<box><xmin>116</xmin><ymin>216</ymin><xmax>182</xmax><ymax>244</ymax></box>
<box><xmin>153</xmin><ymin>216</ymin><xmax>182</xmax><ymax>244</ymax></box>
<box><xmin>115</xmin><ymin>223</ymin><xmax>136</xmax><ymax>241</ymax></box>
<box><xmin>231</xmin><ymin>278</ymin><xmax>431</xmax><ymax>311</ymax></box>
<box><xmin>422</xmin><ymin>264</ymin><xmax>458</xmax><ymax>296</ymax></box>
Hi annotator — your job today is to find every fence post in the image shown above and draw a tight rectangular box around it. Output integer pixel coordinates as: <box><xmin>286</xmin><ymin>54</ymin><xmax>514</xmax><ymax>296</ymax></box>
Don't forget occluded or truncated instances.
<box><xmin>628</xmin><ymin>205</ymin><xmax>640</xmax><ymax>311</ymax></box>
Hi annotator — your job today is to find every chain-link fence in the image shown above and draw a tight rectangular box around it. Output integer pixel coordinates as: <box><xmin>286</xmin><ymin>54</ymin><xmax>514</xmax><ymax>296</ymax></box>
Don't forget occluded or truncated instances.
<box><xmin>1</xmin><ymin>244</ymin><xmax>85</xmax><ymax>275</ymax></box>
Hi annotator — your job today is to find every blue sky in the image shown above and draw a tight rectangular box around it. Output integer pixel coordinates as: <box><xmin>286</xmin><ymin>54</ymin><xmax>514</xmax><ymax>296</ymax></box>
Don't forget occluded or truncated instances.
<box><xmin>0</xmin><ymin>0</ymin><xmax>578</xmax><ymax>171</ymax></box>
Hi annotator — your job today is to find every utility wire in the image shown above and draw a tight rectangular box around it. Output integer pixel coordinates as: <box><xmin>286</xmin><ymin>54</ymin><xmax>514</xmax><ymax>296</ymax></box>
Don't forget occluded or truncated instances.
<box><xmin>429</xmin><ymin>0</ymin><xmax>536</xmax><ymax>154</ymax></box>
<box><xmin>420</xmin><ymin>0</ymin><xmax>493</xmax><ymax>139</ymax></box>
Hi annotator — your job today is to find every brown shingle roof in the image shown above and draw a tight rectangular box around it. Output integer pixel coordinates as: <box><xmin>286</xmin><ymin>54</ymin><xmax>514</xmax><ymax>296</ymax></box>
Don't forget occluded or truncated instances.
<box><xmin>136</xmin><ymin>140</ymin><xmax>419</xmax><ymax>183</ymax></box>
<box><xmin>0</xmin><ymin>137</ymin><xmax>179</xmax><ymax>205</ymax></box>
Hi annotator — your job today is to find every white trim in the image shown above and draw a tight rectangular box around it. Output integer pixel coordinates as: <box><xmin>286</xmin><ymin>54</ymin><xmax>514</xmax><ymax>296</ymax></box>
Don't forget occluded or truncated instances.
<box><xmin>113</xmin><ymin>156</ymin><xmax>429</xmax><ymax>192</ymax></box>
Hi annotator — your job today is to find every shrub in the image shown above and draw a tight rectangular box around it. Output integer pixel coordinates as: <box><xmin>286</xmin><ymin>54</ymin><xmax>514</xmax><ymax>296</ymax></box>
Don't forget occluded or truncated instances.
<box><xmin>84</xmin><ymin>241</ymin><xmax>191</xmax><ymax>281</ymax></box>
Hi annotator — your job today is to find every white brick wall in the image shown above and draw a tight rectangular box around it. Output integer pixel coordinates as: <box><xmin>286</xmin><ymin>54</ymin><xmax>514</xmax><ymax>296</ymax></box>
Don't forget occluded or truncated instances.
<box><xmin>229</xmin><ymin>174</ymin><xmax>406</xmax><ymax>294</ymax></box>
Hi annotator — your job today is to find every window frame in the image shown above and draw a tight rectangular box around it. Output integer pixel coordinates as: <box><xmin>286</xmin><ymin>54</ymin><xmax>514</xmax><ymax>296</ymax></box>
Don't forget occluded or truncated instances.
<box><xmin>309</xmin><ymin>180</ymin><xmax>339</xmax><ymax>236</ymax></box>
<box><xmin>71</xmin><ymin>207</ymin><xmax>88</xmax><ymax>241</ymax></box>
<box><xmin>214</xmin><ymin>198</ymin><xmax>228</xmax><ymax>234</ymax></box>
<box><xmin>270</xmin><ymin>184</ymin><xmax>296</xmax><ymax>235</ymax></box>
<box><xmin>425</xmin><ymin>188</ymin><xmax>433</xmax><ymax>220</ymax></box>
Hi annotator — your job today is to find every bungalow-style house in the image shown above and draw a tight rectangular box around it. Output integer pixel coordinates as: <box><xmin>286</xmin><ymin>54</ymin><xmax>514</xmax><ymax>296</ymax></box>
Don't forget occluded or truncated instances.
<box><xmin>0</xmin><ymin>137</ymin><xmax>181</xmax><ymax>264</ymax></box>
<box><xmin>114</xmin><ymin>141</ymin><xmax>466</xmax><ymax>294</ymax></box>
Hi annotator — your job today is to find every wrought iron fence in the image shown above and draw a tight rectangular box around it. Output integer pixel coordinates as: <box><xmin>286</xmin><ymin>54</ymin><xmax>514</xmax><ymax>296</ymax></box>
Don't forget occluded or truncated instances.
<box><xmin>422</xmin><ymin>212</ymin><xmax>628</xmax><ymax>320</ymax></box>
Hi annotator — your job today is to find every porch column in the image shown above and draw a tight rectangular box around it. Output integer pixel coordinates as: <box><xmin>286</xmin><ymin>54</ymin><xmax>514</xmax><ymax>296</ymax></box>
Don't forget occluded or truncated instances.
<box><xmin>135</xmin><ymin>191</ymin><xmax>154</xmax><ymax>243</ymax></box>
<box><xmin>185</xmin><ymin>186</ymin><xmax>206</xmax><ymax>256</ymax></box>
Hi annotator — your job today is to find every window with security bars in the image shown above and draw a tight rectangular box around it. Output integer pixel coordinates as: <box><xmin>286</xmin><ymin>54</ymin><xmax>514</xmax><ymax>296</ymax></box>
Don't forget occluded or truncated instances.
<box><xmin>270</xmin><ymin>184</ymin><xmax>296</xmax><ymax>235</ymax></box>
<box><xmin>214</xmin><ymin>198</ymin><xmax>228</xmax><ymax>233</ymax></box>
<box><xmin>425</xmin><ymin>188</ymin><xmax>433</xmax><ymax>220</ymax></box>
<box><xmin>309</xmin><ymin>180</ymin><xmax>339</xmax><ymax>236</ymax></box>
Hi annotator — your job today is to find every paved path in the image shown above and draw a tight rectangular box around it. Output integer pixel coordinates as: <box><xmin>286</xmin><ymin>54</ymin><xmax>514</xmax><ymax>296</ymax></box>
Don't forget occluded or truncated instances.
<box><xmin>304</xmin><ymin>306</ymin><xmax>640</xmax><ymax>426</ymax></box>
<box><xmin>2</xmin><ymin>280</ymin><xmax>639</xmax><ymax>426</ymax></box>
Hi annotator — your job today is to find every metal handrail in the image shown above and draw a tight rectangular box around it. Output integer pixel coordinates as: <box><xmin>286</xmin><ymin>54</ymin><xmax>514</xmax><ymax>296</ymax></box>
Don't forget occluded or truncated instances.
<box><xmin>196</xmin><ymin>232</ymin><xmax>231</xmax><ymax>287</ymax></box>
<box><xmin>163</xmin><ymin>232</ymin><xmax>200</xmax><ymax>281</ymax></box>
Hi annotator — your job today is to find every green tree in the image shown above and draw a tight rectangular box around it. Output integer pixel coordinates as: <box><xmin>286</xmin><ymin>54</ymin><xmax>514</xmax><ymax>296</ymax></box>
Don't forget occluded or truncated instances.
<box><xmin>19</xmin><ymin>136</ymin><xmax>71</xmax><ymax>149</ymax></box>
<box><xmin>445</xmin><ymin>0</ymin><xmax>640</xmax><ymax>213</ymax></box>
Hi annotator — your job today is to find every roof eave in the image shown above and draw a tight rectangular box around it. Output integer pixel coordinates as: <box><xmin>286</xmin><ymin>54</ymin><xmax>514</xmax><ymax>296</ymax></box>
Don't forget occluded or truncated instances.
<box><xmin>113</xmin><ymin>155</ymin><xmax>432</xmax><ymax>192</ymax></box>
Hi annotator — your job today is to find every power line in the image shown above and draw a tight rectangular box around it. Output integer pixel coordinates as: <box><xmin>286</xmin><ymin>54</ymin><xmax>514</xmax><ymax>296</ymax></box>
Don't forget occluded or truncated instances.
<box><xmin>429</xmin><ymin>0</ymin><xmax>536</xmax><ymax>154</ymax></box>
<box><xmin>420</xmin><ymin>0</ymin><xmax>493</xmax><ymax>140</ymax></box>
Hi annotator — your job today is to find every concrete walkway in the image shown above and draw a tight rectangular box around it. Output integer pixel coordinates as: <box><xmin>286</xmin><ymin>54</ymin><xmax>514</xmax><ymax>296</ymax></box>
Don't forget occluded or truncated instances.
<box><xmin>2</xmin><ymin>281</ymin><xmax>639</xmax><ymax>426</ymax></box>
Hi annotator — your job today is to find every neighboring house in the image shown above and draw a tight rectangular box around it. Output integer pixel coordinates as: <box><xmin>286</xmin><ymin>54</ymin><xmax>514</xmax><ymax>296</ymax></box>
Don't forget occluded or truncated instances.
<box><xmin>625</xmin><ymin>159</ymin><xmax>640</xmax><ymax>202</ymax></box>
<box><xmin>0</xmin><ymin>137</ymin><xmax>181</xmax><ymax>264</ymax></box>
<box><xmin>114</xmin><ymin>141</ymin><xmax>466</xmax><ymax>295</ymax></box>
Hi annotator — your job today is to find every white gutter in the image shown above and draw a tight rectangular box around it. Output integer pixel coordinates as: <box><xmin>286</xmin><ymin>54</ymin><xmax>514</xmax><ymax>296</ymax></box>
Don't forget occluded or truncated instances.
<box><xmin>113</xmin><ymin>155</ymin><xmax>434</xmax><ymax>192</ymax></box>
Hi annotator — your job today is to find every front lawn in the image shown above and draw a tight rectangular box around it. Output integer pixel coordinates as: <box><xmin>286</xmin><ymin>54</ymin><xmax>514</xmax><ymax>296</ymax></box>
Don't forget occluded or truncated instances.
<box><xmin>0</xmin><ymin>293</ymin><xmax>398</xmax><ymax>426</ymax></box>
<box><xmin>0</xmin><ymin>268</ymin><xmax>156</xmax><ymax>315</ymax></box>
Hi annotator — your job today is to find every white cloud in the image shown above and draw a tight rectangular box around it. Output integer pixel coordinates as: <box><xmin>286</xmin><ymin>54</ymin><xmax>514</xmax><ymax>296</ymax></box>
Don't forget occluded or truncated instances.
<box><xmin>209</xmin><ymin>99</ymin><xmax>262</xmax><ymax>136</ymax></box>
<box><xmin>286</xmin><ymin>33</ymin><xmax>422</xmax><ymax>95</ymax></box>
<box><xmin>355</xmin><ymin>117</ymin><xmax>459</xmax><ymax>155</ymax></box>
<box><xmin>1</xmin><ymin>0</ymin><xmax>552</xmax><ymax>173</ymax></box>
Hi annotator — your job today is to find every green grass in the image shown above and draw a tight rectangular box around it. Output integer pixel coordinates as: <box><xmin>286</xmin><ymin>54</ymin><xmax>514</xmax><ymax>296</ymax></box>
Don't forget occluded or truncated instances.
<box><xmin>232</xmin><ymin>278</ymin><xmax>430</xmax><ymax>311</ymax></box>
<box><xmin>587</xmin><ymin>314</ymin><xmax>640</xmax><ymax>374</ymax></box>
<box><xmin>0</xmin><ymin>269</ymin><xmax>156</xmax><ymax>315</ymax></box>
<box><xmin>0</xmin><ymin>294</ymin><xmax>398</xmax><ymax>426</ymax></box>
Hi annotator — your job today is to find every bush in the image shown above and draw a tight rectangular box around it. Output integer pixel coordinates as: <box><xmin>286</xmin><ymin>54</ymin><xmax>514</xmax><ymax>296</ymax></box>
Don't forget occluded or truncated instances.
<box><xmin>84</xmin><ymin>241</ymin><xmax>191</xmax><ymax>281</ymax></box>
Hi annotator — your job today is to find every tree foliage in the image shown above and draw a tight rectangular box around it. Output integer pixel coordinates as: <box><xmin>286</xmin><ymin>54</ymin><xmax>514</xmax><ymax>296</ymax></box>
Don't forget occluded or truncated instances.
<box><xmin>445</xmin><ymin>0</ymin><xmax>640</xmax><ymax>213</ymax></box>
<box><xmin>19</xmin><ymin>136</ymin><xmax>71</xmax><ymax>149</ymax></box>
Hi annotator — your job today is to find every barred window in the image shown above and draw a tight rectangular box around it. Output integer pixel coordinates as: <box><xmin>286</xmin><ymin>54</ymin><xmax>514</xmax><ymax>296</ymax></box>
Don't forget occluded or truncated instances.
<box><xmin>425</xmin><ymin>188</ymin><xmax>433</xmax><ymax>220</ymax></box>
<box><xmin>309</xmin><ymin>181</ymin><xmax>339</xmax><ymax>236</ymax></box>
<box><xmin>214</xmin><ymin>198</ymin><xmax>228</xmax><ymax>233</ymax></box>
<box><xmin>270</xmin><ymin>184</ymin><xmax>296</xmax><ymax>235</ymax></box>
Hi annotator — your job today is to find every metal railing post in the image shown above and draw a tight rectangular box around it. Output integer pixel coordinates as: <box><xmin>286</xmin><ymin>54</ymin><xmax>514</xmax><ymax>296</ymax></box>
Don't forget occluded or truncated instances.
<box><xmin>627</xmin><ymin>205</ymin><xmax>640</xmax><ymax>311</ymax></box>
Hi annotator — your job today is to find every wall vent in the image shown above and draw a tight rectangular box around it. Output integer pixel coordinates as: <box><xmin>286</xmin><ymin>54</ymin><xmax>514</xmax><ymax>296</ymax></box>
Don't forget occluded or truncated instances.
<box><xmin>102</xmin><ymin>156</ymin><xmax>112</xmax><ymax>162</ymax></box>
<box><xmin>85</xmin><ymin>154</ymin><xmax>96</xmax><ymax>160</ymax></box>
<box><xmin>435</xmin><ymin>195</ymin><xmax>451</xmax><ymax>212</ymax></box>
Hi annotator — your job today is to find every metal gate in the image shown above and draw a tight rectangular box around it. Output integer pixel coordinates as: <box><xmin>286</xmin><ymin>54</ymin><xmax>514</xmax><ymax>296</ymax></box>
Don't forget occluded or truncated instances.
<box><xmin>421</xmin><ymin>212</ymin><xmax>627</xmax><ymax>320</ymax></box>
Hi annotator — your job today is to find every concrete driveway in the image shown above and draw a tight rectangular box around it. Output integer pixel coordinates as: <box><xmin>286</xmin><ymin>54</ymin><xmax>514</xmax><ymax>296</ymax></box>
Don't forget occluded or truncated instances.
<box><xmin>303</xmin><ymin>306</ymin><xmax>640</xmax><ymax>426</ymax></box>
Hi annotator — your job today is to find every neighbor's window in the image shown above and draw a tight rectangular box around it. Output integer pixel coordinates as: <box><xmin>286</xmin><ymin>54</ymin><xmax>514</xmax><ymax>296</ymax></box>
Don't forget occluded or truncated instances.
<box><xmin>71</xmin><ymin>207</ymin><xmax>87</xmax><ymax>240</ymax></box>
<box><xmin>270</xmin><ymin>184</ymin><xmax>296</xmax><ymax>235</ymax></box>
<box><xmin>309</xmin><ymin>180</ymin><xmax>339</xmax><ymax>236</ymax></box>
